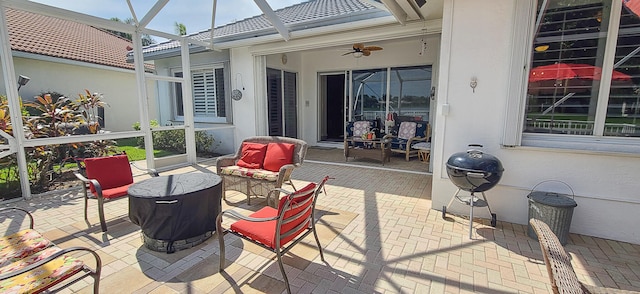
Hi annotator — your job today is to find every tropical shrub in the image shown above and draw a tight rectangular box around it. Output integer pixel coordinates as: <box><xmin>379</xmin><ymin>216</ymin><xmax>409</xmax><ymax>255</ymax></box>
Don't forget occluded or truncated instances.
<box><xmin>0</xmin><ymin>90</ymin><xmax>115</xmax><ymax>198</ymax></box>
<box><xmin>132</xmin><ymin>120</ymin><xmax>217</xmax><ymax>155</ymax></box>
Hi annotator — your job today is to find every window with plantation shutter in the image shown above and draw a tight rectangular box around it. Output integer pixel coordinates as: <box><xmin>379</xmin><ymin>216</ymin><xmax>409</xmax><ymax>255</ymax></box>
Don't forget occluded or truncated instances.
<box><xmin>193</xmin><ymin>69</ymin><xmax>216</xmax><ymax>116</ymax></box>
<box><xmin>267</xmin><ymin>68</ymin><xmax>297</xmax><ymax>137</ymax></box>
<box><xmin>172</xmin><ymin>64</ymin><xmax>227</xmax><ymax>123</ymax></box>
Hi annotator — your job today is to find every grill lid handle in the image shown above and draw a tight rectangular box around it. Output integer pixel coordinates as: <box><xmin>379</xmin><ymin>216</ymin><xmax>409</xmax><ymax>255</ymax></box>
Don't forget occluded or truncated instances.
<box><xmin>466</xmin><ymin>144</ymin><xmax>484</xmax><ymax>158</ymax></box>
<box><xmin>467</xmin><ymin>172</ymin><xmax>486</xmax><ymax>178</ymax></box>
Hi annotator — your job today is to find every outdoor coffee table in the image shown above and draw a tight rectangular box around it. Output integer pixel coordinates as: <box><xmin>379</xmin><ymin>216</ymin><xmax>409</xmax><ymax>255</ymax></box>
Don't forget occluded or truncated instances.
<box><xmin>128</xmin><ymin>173</ymin><xmax>222</xmax><ymax>253</ymax></box>
<box><xmin>344</xmin><ymin>137</ymin><xmax>391</xmax><ymax>165</ymax></box>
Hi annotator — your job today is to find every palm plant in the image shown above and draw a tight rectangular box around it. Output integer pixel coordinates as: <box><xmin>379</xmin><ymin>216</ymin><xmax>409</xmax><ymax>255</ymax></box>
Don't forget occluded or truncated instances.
<box><xmin>175</xmin><ymin>22</ymin><xmax>187</xmax><ymax>35</ymax></box>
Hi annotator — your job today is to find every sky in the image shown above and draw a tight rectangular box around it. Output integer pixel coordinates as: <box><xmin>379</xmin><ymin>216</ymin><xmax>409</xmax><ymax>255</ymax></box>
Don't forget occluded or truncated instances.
<box><xmin>32</xmin><ymin>0</ymin><xmax>305</xmax><ymax>35</ymax></box>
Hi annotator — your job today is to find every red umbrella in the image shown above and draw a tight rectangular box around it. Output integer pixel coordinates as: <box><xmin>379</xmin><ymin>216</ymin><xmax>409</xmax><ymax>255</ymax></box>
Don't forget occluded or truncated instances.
<box><xmin>529</xmin><ymin>63</ymin><xmax>631</xmax><ymax>82</ymax></box>
<box><xmin>528</xmin><ymin>63</ymin><xmax>632</xmax><ymax>94</ymax></box>
<box><xmin>623</xmin><ymin>0</ymin><xmax>640</xmax><ymax>18</ymax></box>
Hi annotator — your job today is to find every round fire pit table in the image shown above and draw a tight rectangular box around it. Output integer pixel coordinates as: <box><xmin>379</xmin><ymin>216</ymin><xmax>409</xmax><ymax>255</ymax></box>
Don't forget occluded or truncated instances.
<box><xmin>128</xmin><ymin>173</ymin><xmax>222</xmax><ymax>253</ymax></box>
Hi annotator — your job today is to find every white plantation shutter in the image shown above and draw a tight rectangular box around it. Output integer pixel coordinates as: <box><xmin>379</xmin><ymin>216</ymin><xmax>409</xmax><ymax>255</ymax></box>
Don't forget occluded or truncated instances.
<box><xmin>172</xmin><ymin>64</ymin><xmax>227</xmax><ymax>123</ymax></box>
<box><xmin>192</xmin><ymin>69</ymin><xmax>217</xmax><ymax>116</ymax></box>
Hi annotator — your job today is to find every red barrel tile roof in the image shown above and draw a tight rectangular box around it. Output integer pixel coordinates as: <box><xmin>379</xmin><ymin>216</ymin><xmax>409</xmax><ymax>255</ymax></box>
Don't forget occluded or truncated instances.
<box><xmin>6</xmin><ymin>8</ymin><xmax>134</xmax><ymax>70</ymax></box>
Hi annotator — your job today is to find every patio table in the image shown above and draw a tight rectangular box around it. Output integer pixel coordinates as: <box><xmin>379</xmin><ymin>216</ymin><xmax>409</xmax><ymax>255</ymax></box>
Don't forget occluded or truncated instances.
<box><xmin>344</xmin><ymin>137</ymin><xmax>391</xmax><ymax>165</ymax></box>
<box><xmin>128</xmin><ymin>173</ymin><xmax>222</xmax><ymax>253</ymax></box>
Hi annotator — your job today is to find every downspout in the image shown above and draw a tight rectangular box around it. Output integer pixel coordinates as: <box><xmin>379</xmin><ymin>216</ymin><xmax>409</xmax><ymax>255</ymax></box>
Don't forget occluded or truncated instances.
<box><xmin>434</xmin><ymin>0</ymin><xmax>455</xmax><ymax>182</ymax></box>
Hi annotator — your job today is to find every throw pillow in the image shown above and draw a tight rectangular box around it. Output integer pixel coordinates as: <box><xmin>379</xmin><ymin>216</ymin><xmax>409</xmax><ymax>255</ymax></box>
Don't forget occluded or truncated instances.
<box><xmin>236</xmin><ymin>142</ymin><xmax>268</xmax><ymax>169</ymax></box>
<box><xmin>398</xmin><ymin>122</ymin><xmax>417</xmax><ymax>140</ymax></box>
<box><xmin>352</xmin><ymin>121</ymin><xmax>371</xmax><ymax>137</ymax></box>
<box><xmin>262</xmin><ymin>143</ymin><xmax>295</xmax><ymax>172</ymax></box>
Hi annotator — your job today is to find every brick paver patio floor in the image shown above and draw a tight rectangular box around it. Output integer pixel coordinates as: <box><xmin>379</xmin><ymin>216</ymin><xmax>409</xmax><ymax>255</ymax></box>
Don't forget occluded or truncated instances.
<box><xmin>1</xmin><ymin>160</ymin><xmax>638</xmax><ymax>293</ymax></box>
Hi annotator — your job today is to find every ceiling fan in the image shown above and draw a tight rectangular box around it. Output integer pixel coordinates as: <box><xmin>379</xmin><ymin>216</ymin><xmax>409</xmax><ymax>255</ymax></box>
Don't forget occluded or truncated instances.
<box><xmin>342</xmin><ymin>43</ymin><xmax>383</xmax><ymax>58</ymax></box>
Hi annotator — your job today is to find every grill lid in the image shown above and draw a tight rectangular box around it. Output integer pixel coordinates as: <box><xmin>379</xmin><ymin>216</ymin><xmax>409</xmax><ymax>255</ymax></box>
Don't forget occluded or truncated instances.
<box><xmin>446</xmin><ymin>145</ymin><xmax>504</xmax><ymax>174</ymax></box>
<box><xmin>445</xmin><ymin>144</ymin><xmax>504</xmax><ymax>193</ymax></box>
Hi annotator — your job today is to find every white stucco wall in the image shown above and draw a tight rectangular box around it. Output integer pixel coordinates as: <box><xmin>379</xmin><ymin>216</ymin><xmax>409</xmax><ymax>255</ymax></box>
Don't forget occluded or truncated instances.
<box><xmin>152</xmin><ymin>50</ymin><xmax>235</xmax><ymax>155</ymax></box>
<box><xmin>433</xmin><ymin>0</ymin><xmax>640</xmax><ymax>244</ymax></box>
<box><xmin>0</xmin><ymin>56</ymin><xmax>148</xmax><ymax>132</ymax></box>
<box><xmin>229</xmin><ymin>47</ymin><xmax>260</xmax><ymax>151</ymax></box>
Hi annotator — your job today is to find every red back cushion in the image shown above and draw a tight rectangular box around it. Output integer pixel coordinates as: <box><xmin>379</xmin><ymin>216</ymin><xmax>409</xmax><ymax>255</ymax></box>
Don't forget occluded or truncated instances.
<box><xmin>230</xmin><ymin>182</ymin><xmax>318</xmax><ymax>248</ymax></box>
<box><xmin>262</xmin><ymin>143</ymin><xmax>295</xmax><ymax>172</ymax></box>
<box><xmin>236</xmin><ymin>142</ymin><xmax>268</xmax><ymax>169</ymax></box>
<box><xmin>84</xmin><ymin>154</ymin><xmax>133</xmax><ymax>194</ymax></box>
<box><xmin>277</xmin><ymin>182</ymin><xmax>317</xmax><ymax>245</ymax></box>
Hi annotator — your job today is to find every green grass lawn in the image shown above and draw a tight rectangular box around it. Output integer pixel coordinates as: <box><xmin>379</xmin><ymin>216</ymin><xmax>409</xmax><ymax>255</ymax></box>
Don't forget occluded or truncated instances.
<box><xmin>116</xmin><ymin>138</ymin><xmax>176</xmax><ymax>161</ymax></box>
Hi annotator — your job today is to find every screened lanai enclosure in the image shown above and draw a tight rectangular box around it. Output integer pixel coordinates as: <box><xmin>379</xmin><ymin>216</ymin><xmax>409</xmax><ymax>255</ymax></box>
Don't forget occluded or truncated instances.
<box><xmin>1</xmin><ymin>0</ymin><xmax>438</xmax><ymax>199</ymax></box>
<box><xmin>0</xmin><ymin>0</ymin><xmax>271</xmax><ymax>199</ymax></box>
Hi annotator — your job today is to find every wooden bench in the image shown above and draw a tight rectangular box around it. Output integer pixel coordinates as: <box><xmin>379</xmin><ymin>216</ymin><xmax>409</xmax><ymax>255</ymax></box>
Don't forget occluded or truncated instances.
<box><xmin>216</xmin><ymin>136</ymin><xmax>308</xmax><ymax>207</ymax></box>
<box><xmin>0</xmin><ymin>207</ymin><xmax>101</xmax><ymax>293</ymax></box>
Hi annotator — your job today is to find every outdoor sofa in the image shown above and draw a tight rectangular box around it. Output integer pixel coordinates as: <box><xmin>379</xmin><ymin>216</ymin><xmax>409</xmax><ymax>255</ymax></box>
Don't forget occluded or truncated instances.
<box><xmin>216</xmin><ymin>136</ymin><xmax>308</xmax><ymax>207</ymax></box>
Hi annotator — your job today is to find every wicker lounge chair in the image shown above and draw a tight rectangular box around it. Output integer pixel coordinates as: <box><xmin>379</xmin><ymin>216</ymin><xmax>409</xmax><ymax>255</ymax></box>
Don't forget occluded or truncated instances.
<box><xmin>529</xmin><ymin>218</ymin><xmax>639</xmax><ymax>293</ymax></box>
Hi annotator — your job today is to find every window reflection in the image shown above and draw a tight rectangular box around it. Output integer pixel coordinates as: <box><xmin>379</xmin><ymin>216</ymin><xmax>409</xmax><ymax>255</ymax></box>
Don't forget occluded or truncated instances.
<box><xmin>350</xmin><ymin>66</ymin><xmax>431</xmax><ymax>126</ymax></box>
<box><xmin>525</xmin><ymin>0</ymin><xmax>640</xmax><ymax>137</ymax></box>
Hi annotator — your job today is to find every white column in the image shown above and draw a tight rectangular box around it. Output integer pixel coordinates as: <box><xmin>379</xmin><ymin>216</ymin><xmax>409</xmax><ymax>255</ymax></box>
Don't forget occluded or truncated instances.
<box><xmin>181</xmin><ymin>38</ymin><xmax>197</xmax><ymax>163</ymax></box>
<box><xmin>0</xmin><ymin>4</ymin><xmax>31</xmax><ymax>199</ymax></box>
<box><xmin>131</xmin><ymin>30</ymin><xmax>155</xmax><ymax>169</ymax></box>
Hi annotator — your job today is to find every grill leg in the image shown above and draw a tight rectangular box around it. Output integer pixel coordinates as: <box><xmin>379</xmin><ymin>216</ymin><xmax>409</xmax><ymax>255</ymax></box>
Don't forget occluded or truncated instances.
<box><xmin>480</xmin><ymin>192</ymin><xmax>492</xmax><ymax>215</ymax></box>
<box><xmin>445</xmin><ymin>189</ymin><xmax>461</xmax><ymax>212</ymax></box>
<box><xmin>469</xmin><ymin>192</ymin><xmax>474</xmax><ymax>239</ymax></box>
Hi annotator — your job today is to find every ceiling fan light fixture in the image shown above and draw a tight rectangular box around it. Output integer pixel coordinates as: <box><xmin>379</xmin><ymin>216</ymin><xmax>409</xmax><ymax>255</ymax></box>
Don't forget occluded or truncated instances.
<box><xmin>343</xmin><ymin>43</ymin><xmax>382</xmax><ymax>57</ymax></box>
<box><xmin>535</xmin><ymin>45</ymin><xmax>549</xmax><ymax>52</ymax></box>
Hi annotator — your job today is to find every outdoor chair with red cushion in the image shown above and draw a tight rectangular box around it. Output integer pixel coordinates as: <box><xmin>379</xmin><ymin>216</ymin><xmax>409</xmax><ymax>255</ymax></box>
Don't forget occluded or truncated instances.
<box><xmin>216</xmin><ymin>136</ymin><xmax>308</xmax><ymax>206</ymax></box>
<box><xmin>216</xmin><ymin>176</ymin><xmax>330</xmax><ymax>294</ymax></box>
<box><xmin>74</xmin><ymin>154</ymin><xmax>158</xmax><ymax>232</ymax></box>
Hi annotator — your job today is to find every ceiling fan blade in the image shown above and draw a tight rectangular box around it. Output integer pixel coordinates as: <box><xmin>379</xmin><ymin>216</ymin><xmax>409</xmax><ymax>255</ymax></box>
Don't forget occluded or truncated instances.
<box><xmin>342</xmin><ymin>52</ymin><xmax>353</xmax><ymax>56</ymax></box>
<box><xmin>353</xmin><ymin>43</ymin><xmax>365</xmax><ymax>50</ymax></box>
<box><xmin>364</xmin><ymin>46</ymin><xmax>383</xmax><ymax>51</ymax></box>
<box><xmin>363</xmin><ymin>50</ymin><xmax>371</xmax><ymax>56</ymax></box>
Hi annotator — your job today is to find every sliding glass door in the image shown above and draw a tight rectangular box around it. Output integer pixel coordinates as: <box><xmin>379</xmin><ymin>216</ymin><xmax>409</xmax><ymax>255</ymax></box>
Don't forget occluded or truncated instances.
<box><xmin>348</xmin><ymin>65</ymin><xmax>432</xmax><ymax>131</ymax></box>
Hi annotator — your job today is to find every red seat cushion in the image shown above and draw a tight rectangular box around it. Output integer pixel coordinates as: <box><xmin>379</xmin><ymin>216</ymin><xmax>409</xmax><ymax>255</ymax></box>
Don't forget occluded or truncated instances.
<box><xmin>262</xmin><ymin>143</ymin><xmax>295</xmax><ymax>172</ymax></box>
<box><xmin>236</xmin><ymin>142</ymin><xmax>268</xmax><ymax>169</ymax></box>
<box><xmin>231</xmin><ymin>207</ymin><xmax>279</xmax><ymax>248</ymax></box>
<box><xmin>100</xmin><ymin>184</ymin><xmax>132</xmax><ymax>199</ymax></box>
<box><xmin>84</xmin><ymin>154</ymin><xmax>133</xmax><ymax>196</ymax></box>
<box><xmin>230</xmin><ymin>183</ymin><xmax>317</xmax><ymax>248</ymax></box>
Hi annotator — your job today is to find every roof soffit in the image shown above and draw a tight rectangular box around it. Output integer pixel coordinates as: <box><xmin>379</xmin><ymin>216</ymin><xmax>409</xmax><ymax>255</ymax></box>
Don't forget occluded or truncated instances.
<box><xmin>247</xmin><ymin>18</ymin><xmax>442</xmax><ymax>55</ymax></box>
<box><xmin>137</xmin><ymin>15</ymin><xmax>397</xmax><ymax>60</ymax></box>
<box><xmin>379</xmin><ymin>0</ymin><xmax>409</xmax><ymax>24</ymax></box>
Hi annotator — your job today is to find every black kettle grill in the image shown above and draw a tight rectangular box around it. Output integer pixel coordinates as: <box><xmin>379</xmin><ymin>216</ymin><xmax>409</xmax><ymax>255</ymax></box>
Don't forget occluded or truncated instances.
<box><xmin>442</xmin><ymin>144</ymin><xmax>504</xmax><ymax>238</ymax></box>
